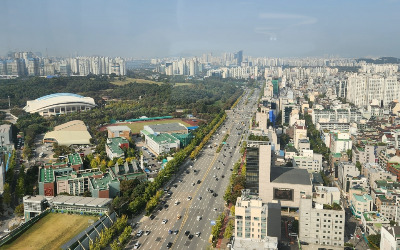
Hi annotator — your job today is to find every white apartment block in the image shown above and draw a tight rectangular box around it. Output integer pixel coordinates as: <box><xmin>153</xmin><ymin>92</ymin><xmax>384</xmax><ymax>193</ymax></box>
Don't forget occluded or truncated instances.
<box><xmin>312</xmin><ymin>108</ymin><xmax>362</xmax><ymax>124</ymax></box>
<box><xmin>299</xmin><ymin>196</ymin><xmax>345</xmax><ymax>247</ymax></box>
<box><xmin>235</xmin><ymin>191</ymin><xmax>281</xmax><ymax>240</ymax></box>
<box><xmin>346</xmin><ymin>73</ymin><xmax>400</xmax><ymax>108</ymax></box>
<box><xmin>350</xmin><ymin>194</ymin><xmax>373</xmax><ymax>218</ymax></box>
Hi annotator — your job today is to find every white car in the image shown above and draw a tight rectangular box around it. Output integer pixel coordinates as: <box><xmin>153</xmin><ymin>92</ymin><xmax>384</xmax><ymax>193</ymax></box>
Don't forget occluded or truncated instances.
<box><xmin>136</xmin><ymin>230</ymin><xmax>143</xmax><ymax>237</ymax></box>
<box><xmin>162</xmin><ymin>219</ymin><xmax>168</xmax><ymax>224</ymax></box>
<box><xmin>134</xmin><ymin>242</ymin><xmax>141</xmax><ymax>249</ymax></box>
<box><xmin>187</xmin><ymin>196</ymin><xmax>192</xmax><ymax>200</ymax></box>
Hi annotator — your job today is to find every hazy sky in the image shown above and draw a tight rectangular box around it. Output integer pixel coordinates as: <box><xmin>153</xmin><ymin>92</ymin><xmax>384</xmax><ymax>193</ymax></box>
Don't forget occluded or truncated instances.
<box><xmin>1</xmin><ymin>0</ymin><xmax>400</xmax><ymax>58</ymax></box>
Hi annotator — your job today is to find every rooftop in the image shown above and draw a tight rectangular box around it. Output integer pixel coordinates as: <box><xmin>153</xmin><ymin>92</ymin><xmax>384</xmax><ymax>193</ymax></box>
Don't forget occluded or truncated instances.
<box><xmin>68</xmin><ymin>153</ymin><xmax>83</xmax><ymax>166</ymax></box>
<box><xmin>106</xmin><ymin>137</ymin><xmax>128</xmax><ymax>154</ymax></box>
<box><xmin>107</xmin><ymin>125</ymin><xmax>131</xmax><ymax>132</ymax></box>
<box><xmin>147</xmin><ymin>123</ymin><xmax>187</xmax><ymax>133</ymax></box>
<box><xmin>147</xmin><ymin>133</ymin><xmax>179</xmax><ymax>144</ymax></box>
<box><xmin>353</xmin><ymin>193</ymin><xmax>373</xmax><ymax>203</ymax></box>
<box><xmin>270</xmin><ymin>167</ymin><xmax>311</xmax><ymax>185</ymax></box>
<box><xmin>51</xmin><ymin>195</ymin><xmax>112</xmax><ymax>207</ymax></box>
<box><xmin>36</xmin><ymin>93</ymin><xmax>84</xmax><ymax>101</ymax></box>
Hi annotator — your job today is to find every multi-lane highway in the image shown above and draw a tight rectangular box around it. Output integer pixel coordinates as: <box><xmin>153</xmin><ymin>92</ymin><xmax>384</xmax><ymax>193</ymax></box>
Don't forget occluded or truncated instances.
<box><xmin>127</xmin><ymin>86</ymin><xmax>260</xmax><ymax>250</ymax></box>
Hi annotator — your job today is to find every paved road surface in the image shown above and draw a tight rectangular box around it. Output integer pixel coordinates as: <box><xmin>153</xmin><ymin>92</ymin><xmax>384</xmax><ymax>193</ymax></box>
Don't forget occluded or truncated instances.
<box><xmin>126</xmin><ymin>87</ymin><xmax>260</xmax><ymax>250</ymax></box>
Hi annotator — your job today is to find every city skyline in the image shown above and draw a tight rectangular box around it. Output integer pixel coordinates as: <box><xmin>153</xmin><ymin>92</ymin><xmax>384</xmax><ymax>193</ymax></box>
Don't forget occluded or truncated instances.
<box><xmin>1</xmin><ymin>0</ymin><xmax>400</xmax><ymax>58</ymax></box>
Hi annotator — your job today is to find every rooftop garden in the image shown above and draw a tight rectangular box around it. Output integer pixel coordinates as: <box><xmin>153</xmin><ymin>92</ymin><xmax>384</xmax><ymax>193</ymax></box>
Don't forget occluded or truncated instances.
<box><xmin>323</xmin><ymin>203</ymin><xmax>342</xmax><ymax>210</ymax></box>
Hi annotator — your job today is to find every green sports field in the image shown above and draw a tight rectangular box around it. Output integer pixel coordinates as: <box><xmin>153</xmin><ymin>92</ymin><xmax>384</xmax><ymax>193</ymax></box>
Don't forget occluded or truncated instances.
<box><xmin>1</xmin><ymin>213</ymin><xmax>98</xmax><ymax>250</ymax></box>
<box><xmin>124</xmin><ymin>119</ymin><xmax>192</xmax><ymax>134</ymax></box>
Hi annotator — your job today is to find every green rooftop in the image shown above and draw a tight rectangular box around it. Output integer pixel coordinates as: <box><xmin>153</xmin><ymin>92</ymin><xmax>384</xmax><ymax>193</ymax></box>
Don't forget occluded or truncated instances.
<box><xmin>68</xmin><ymin>153</ymin><xmax>83</xmax><ymax>166</ymax></box>
<box><xmin>147</xmin><ymin>133</ymin><xmax>179</xmax><ymax>144</ymax></box>
<box><xmin>90</xmin><ymin>173</ymin><xmax>117</xmax><ymax>190</ymax></box>
<box><xmin>353</xmin><ymin>193</ymin><xmax>372</xmax><ymax>203</ymax></box>
<box><xmin>106</xmin><ymin>137</ymin><xmax>128</xmax><ymax>155</ymax></box>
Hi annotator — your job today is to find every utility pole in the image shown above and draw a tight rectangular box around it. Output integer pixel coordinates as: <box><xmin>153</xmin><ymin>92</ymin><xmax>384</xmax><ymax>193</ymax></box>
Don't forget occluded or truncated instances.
<box><xmin>8</xmin><ymin>96</ymin><xmax>10</xmax><ymax>108</ymax></box>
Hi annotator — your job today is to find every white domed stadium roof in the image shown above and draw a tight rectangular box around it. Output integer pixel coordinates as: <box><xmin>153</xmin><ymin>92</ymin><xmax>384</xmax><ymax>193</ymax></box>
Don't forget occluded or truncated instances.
<box><xmin>24</xmin><ymin>93</ymin><xmax>96</xmax><ymax>114</ymax></box>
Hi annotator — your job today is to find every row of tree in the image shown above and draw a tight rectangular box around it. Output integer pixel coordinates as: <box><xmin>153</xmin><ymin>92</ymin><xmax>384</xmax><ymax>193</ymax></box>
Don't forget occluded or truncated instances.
<box><xmin>89</xmin><ymin>215</ymin><xmax>128</xmax><ymax>250</ymax></box>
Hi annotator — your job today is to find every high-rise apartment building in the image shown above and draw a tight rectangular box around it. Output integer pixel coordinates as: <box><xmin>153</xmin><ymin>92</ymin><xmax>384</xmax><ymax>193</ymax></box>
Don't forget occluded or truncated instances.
<box><xmin>346</xmin><ymin>73</ymin><xmax>400</xmax><ymax>108</ymax></box>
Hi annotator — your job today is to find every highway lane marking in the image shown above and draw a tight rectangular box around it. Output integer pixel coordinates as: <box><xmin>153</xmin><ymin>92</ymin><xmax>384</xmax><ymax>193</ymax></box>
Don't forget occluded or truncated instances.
<box><xmin>170</xmin><ymin>118</ymin><xmax>238</xmax><ymax>249</ymax></box>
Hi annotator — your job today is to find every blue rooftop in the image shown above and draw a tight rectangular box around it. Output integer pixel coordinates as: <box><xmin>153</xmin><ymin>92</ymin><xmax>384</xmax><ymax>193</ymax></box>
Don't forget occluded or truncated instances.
<box><xmin>36</xmin><ymin>93</ymin><xmax>84</xmax><ymax>101</ymax></box>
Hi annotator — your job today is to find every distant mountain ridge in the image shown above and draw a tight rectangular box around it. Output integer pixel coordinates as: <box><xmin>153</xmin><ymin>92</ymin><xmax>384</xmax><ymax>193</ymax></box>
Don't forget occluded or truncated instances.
<box><xmin>356</xmin><ymin>57</ymin><xmax>400</xmax><ymax>64</ymax></box>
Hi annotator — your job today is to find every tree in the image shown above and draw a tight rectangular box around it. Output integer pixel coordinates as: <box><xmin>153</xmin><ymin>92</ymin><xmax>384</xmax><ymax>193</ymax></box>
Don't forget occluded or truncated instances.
<box><xmin>83</xmin><ymin>191</ymin><xmax>92</xmax><ymax>197</ymax></box>
<box><xmin>346</xmin><ymin>149</ymin><xmax>352</xmax><ymax>161</ymax></box>
<box><xmin>15</xmin><ymin>203</ymin><xmax>24</xmax><ymax>216</ymax></box>
<box><xmin>16</xmin><ymin>177</ymin><xmax>25</xmax><ymax>198</ymax></box>
<box><xmin>117</xmin><ymin>158</ymin><xmax>124</xmax><ymax>165</ymax></box>
<box><xmin>3</xmin><ymin>183</ymin><xmax>11</xmax><ymax>205</ymax></box>
<box><xmin>367</xmin><ymin>234</ymin><xmax>381</xmax><ymax>249</ymax></box>
<box><xmin>230</xmin><ymin>206</ymin><xmax>235</xmax><ymax>216</ymax></box>
<box><xmin>90</xmin><ymin>159</ymin><xmax>98</xmax><ymax>169</ymax></box>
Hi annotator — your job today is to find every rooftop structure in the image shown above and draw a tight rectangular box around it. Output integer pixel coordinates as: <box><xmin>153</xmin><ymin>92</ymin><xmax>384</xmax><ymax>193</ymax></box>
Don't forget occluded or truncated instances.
<box><xmin>24</xmin><ymin>93</ymin><xmax>96</xmax><ymax>117</ymax></box>
<box><xmin>43</xmin><ymin>120</ymin><xmax>92</xmax><ymax>146</ymax></box>
<box><xmin>107</xmin><ymin>126</ymin><xmax>131</xmax><ymax>140</ymax></box>
<box><xmin>143</xmin><ymin>123</ymin><xmax>188</xmax><ymax>134</ymax></box>
<box><xmin>105</xmin><ymin>137</ymin><xmax>129</xmax><ymax>160</ymax></box>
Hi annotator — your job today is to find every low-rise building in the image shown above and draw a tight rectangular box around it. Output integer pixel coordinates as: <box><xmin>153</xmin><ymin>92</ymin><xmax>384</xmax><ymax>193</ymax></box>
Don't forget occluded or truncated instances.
<box><xmin>231</xmin><ymin>236</ymin><xmax>278</xmax><ymax>250</ymax></box>
<box><xmin>292</xmin><ymin>150</ymin><xmax>322</xmax><ymax>173</ymax></box>
<box><xmin>105</xmin><ymin>137</ymin><xmax>129</xmax><ymax>160</ymax></box>
<box><xmin>107</xmin><ymin>125</ymin><xmax>131</xmax><ymax>140</ymax></box>
<box><xmin>362</xmin><ymin>162</ymin><xmax>397</xmax><ymax>188</ymax></box>
<box><xmin>23</xmin><ymin>195</ymin><xmax>49</xmax><ymax>221</ymax></box>
<box><xmin>380</xmin><ymin>226</ymin><xmax>400</xmax><ymax>250</ymax></box>
<box><xmin>39</xmin><ymin>160</ymin><xmax>146</xmax><ymax>198</ymax></box>
<box><xmin>299</xmin><ymin>196</ymin><xmax>345</xmax><ymax>247</ymax></box>
<box><xmin>361</xmin><ymin>211</ymin><xmax>390</xmax><ymax>235</ymax></box>
<box><xmin>142</xmin><ymin>131</ymin><xmax>180</xmax><ymax>155</ymax></box>
<box><xmin>50</xmin><ymin>195</ymin><xmax>112</xmax><ymax>215</ymax></box>
<box><xmin>350</xmin><ymin>194</ymin><xmax>373</xmax><ymax>218</ymax></box>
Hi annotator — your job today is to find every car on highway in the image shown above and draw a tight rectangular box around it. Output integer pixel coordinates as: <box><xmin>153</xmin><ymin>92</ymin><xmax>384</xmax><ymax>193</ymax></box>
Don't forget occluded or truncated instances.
<box><xmin>166</xmin><ymin>242</ymin><xmax>172</xmax><ymax>248</ymax></box>
<box><xmin>187</xmin><ymin>196</ymin><xmax>192</xmax><ymax>200</ymax></box>
<box><xmin>184</xmin><ymin>231</ymin><xmax>190</xmax><ymax>236</ymax></box>
<box><xmin>144</xmin><ymin>230</ymin><xmax>150</xmax><ymax>235</ymax></box>
<box><xmin>213</xmin><ymin>193</ymin><xmax>218</xmax><ymax>197</ymax></box>
<box><xmin>195</xmin><ymin>232</ymin><xmax>201</xmax><ymax>237</ymax></box>
<box><xmin>168</xmin><ymin>230</ymin><xmax>173</xmax><ymax>234</ymax></box>
<box><xmin>149</xmin><ymin>214</ymin><xmax>155</xmax><ymax>220</ymax></box>
<box><xmin>192</xmin><ymin>182</ymin><xmax>195</xmax><ymax>186</ymax></box>
<box><xmin>221</xmin><ymin>175</ymin><xmax>225</xmax><ymax>178</ymax></box>
<box><xmin>177</xmin><ymin>215</ymin><xmax>181</xmax><ymax>219</ymax></box>
<box><xmin>197</xmin><ymin>216</ymin><xmax>202</xmax><ymax>221</ymax></box>
<box><xmin>136</xmin><ymin>230</ymin><xmax>143</xmax><ymax>237</ymax></box>
<box><xmin>197</xmin><ymin>180</ymin><xmax>201</xmax><ymax>184</ymax></box>
<box><xmin>134</xmin><ymin>242</ymin><xmax>141</xmax><ymax>249</ymax></box>
<box><xmin>188</xmin><ymin>234</ymin><xmax>194</xmax><ymax>239</ymax></box>
<box><xmin>174</xmin><ymin>201</ymin><xmax>180</xmax><ymax>205</ymax></box>
<box><xmin>198</xmin><ymin>196</ymin><xmax>202</xmax><ymax>200</ymax></box>
<box><xmin>174</xmin><ymin>230</ymin><xmax>179</xmax><ymax>235</ymax></box>
<box><xmin>162</xmin><ymin>219</ymin><xmax>168</xmax><ymax>224</ymax></box>
<box><xmin>213</xmin><ymin>208</ymin><xmax>217</xmax><ymax>211</ymax></box>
